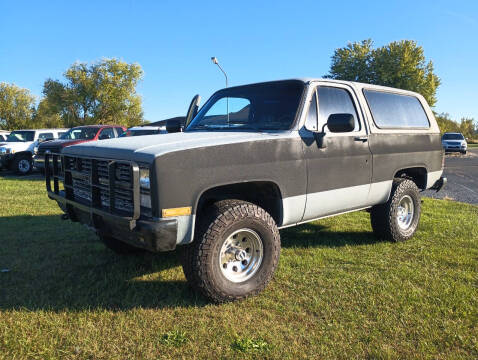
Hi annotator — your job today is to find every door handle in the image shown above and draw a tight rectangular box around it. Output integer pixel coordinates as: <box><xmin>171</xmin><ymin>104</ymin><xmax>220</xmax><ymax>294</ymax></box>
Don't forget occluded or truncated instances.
<box><xmin>354</xmin><ymin>136</ymin><xmax>368</xmax><ymax>142</ymax></box>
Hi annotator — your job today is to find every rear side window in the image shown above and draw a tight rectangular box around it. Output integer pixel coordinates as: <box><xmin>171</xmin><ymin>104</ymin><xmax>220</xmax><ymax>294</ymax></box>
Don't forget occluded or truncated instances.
<box><xmin>364</xmin><ymin>90</ymin><xmax>430</xmax><ymax>129</ymax></box>
<box><xmin>38</xmin><ymin>132</ymin><xmax>54</xmax><ymax>140</ymax></box>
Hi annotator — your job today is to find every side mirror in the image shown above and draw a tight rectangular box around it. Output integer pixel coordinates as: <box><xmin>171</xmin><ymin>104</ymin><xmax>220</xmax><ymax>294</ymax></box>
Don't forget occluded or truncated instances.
<box><xmin>327</xmin><ymin>113</ymin><xmax>355</xmax><ymax>133</ymax></box>
<box><xmin>185</xmin><ymin>94</ymin><xmax>201</xmax><ymax>128</ymax></box>
<box><xmin>166</xmin><ymin>119</ymin><xmax>181</xmax><ymax>133</ymax></box>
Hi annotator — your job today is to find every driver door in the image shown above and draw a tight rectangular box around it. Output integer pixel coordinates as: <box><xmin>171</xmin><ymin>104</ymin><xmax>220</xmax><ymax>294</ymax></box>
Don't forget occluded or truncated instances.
<box><xmin>301</xmin><ymin>83</ymin><xmax>372</xmax><ymax>221</ymax></box>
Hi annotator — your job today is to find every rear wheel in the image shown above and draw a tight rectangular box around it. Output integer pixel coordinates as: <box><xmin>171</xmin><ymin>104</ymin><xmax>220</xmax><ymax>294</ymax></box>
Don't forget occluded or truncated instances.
<box><xmin>14</xmin><ymin>154</ymin><xmax>32</xmax><ymax>175</ymax></box>
<box><xmin>181</xmin><ymin>200</ymin><xmax>280</xmax><ymax>303</ymax></box>
<box><xmin>370</xmin><ymin>178</ymin><xmax>421</xmax><ymax>242</ymax></box>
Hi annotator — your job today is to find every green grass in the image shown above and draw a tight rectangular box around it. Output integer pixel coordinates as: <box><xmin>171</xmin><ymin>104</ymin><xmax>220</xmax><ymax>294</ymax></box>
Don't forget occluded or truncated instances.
<box><xmin>468</xmin><ymin>143</ymin><xmax>478</xmax><ymax>148</ymax></box>
<box><xmin>1</xmin><ymin>174</ymin><xmax>477</xmax><ymax>359</ymax></box>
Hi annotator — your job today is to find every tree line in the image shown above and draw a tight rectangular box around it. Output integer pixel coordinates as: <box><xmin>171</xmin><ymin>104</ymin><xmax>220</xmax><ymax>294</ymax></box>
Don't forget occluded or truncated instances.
<box><xmin>0</xmin><ymin>58</ymin><xmax>144</xmax><ymax>130</ymax></box>
<box><xmin>1</xmin><ymin>42</ymin><xmax>477</xmax><ymax>138</ymax></box>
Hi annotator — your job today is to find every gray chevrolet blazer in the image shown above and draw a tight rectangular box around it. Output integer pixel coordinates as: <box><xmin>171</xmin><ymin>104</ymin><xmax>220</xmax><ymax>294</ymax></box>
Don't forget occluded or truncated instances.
<box><xmin>46</xmin><ymin>78</ymin><xmax>446</xmax><ymax>302</ymax></box>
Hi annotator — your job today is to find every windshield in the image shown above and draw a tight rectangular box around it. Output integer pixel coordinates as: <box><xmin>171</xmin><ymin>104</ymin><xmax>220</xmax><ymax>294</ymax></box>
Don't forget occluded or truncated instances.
<box><xmin>120</xmin><ymin>129</ymin><xmax>161</xmax><ymax>137</ymax></box>
<box><xmin>6</xmin><ymin>131</ymin><xmax>35</xmax><ymax>142</ymax></box>
<box><xmin>442</xmin><ymin>133</ymin><xmax>464</xmax><ymax>140</ymax></box>
<box><xmin>186</xmin><ymin>81</ymin><xmax>304</xmax><ymax>131</ymax></box>
<box><xmin>61</xmin><ymin>127</ymin><xmax>98</xmax><ymax>140</ymax></box>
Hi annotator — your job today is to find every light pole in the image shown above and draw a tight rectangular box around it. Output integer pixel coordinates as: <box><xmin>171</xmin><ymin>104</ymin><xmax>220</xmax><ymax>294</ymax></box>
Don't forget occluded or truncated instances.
<box><xmin>211</xmin><ymin>57</ymin><xmax>228</xmax><ymax>88</ymax></box>
<box><xmin>211</xmin><ymin>56</ymin><xmax>229</xmax><ymax>124</ymax></box>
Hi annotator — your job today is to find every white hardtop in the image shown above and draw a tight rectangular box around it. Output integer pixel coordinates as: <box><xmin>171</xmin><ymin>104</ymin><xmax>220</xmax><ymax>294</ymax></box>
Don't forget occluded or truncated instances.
<box><xmin>128</xmin><ymin>125</ymin><xmax>163</xmax><ymax>131</ymax></box>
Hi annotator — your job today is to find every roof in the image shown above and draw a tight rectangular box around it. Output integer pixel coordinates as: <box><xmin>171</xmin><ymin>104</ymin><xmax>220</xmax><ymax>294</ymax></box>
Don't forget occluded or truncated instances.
<box><xmin>71</xmin><ymin>124</ymin><xmax>123</xmax><ymax>129</ymax></box>
<box><xmin>10</xmin><ymin>128</ymin><xmax>68</xmax><ymax>132</ymax></box>
<box><xmin>127</xmin><ymin>125</ymin><xmax>163</xmax><ymax>130</ymax></box>
<box><xmin>217</xmin><ymin>78</ymin><xmax>423</xmax><ymax>97</ymax></box>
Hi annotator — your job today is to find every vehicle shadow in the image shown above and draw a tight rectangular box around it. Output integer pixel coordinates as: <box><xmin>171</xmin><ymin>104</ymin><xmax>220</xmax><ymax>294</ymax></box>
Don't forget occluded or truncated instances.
<box><xmin>0</xmin><ymin>214</ymin><xmax>380</xmax><ymax>312</ymax></box>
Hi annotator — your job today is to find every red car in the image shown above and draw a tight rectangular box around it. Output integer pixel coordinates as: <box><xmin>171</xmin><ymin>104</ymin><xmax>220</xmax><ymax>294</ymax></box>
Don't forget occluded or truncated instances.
<box><xmin>33</xmin><ymin>125</ymin><xmax>126</xmax><ymax>171</ymax></box>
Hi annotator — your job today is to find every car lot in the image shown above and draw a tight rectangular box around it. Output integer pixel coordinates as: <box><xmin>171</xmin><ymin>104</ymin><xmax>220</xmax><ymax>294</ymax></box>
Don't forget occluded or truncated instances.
<box><xmin>423</xmin><ymin>148</ymin><xmax>478</xmax><ymax>205</ymax></box>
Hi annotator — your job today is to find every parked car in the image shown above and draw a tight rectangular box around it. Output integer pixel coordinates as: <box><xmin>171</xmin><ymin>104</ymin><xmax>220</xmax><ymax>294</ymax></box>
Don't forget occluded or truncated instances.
<box><xmin>441</xmin><ymin>132</ymin><xmax>467</xmax><ymax>154</ymax></box>
<box><xmin>34</xmin><ymin>125</ymin><xmax>126</xmax><ymax>172</ymax></box>
<box><xmin>45</xmin><ymin>79</ymin><xmax>446</xmax><ymax>302</ymax></box>
<box><xmin>0</xmin><ymin>130</ymin><xmax>10</xmax><ymax>143</ymax></box>
<box><xmin>120</xmin><ymin>125</ymin><xmax>166</xmax><ymax>137</ymax></box>
<box><xmin>0</xmin><ymin>129</ymin><xmax>67</xmax><ymax>174</ymax></box>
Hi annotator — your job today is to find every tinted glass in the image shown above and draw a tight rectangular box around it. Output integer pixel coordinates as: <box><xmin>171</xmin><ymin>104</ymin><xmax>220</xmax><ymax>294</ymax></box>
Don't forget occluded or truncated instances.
<box><xmin>187</xmin><ymin>81</ymin><xmax>304</xmax><ymax>131</ymax></box>
<box><xmin>7</xmin><ymin>131</ymin><xmax>35</xmax><ymax>142</ymax></box>
<box><xmin>99</xmin><ymin>128</ymin><xmax>115</xmax><ymax>139</ymax></box>
<box><xmin>442</xmin><ymin>133</ymin><xmax>464</xmax><ymax>140</ymax></box>
<box><xmin>38</xmin><ymin>132</ymin><xmax>54</xmax><ymax>140</ymax></box>
<box><xmin>61</xmin><ymin>127</ymin><xmax>98</xmax><ymax>140</ymax></box>
<box><xmin>317</xmin><ymin>87</ymin><xmax>360</xmax><ymax>132</ymax></box>
<box><xmin>364</xmin><ymin>90</ymin><xmax>429</xmax><ymax>128</ymax></box>
<box><xmin>305</xmin><ymin>91</ymin><xmax>318</xmax><ymax>131</ymax></box>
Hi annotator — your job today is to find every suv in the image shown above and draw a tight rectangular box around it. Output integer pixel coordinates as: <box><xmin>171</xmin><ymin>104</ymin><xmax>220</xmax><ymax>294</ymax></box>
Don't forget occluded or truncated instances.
<box><xmin>34</xmin><ymin>125</ymin><xmax>126</xmax><ymax>172</ymax></box>
<box><xmin>45</xmin><ymin>79</ymin><xmax>446</xmax><ymax>302</ymax></box>
<box><xmin>0</xmin><ymin>129</ymin><xmax>67</xmax><ymax>174</ymax></box>
<box><xmin>441</xmin><ymin>132</ymin><xmax>467</xmax><ymax>154</ymax></box>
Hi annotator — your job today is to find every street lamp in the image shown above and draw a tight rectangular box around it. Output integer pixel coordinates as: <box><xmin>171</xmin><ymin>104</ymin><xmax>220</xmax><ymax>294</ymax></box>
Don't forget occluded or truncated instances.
<box><xmin>211</xmin><ymin>56</ymin><xmax>229</xmax><ymax>124</ymax></box>
<box><xmin>211</xmin><ymin>57</ymin><xmax>228</xmax><ymax>88</ymax></box>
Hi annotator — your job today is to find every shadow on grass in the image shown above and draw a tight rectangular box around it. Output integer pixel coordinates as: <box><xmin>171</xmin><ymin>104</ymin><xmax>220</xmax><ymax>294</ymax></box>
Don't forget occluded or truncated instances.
<box><xmin>281</xmin><ymin>222</ymin><xmax>381</xmax><ymax>248</ymax></box>
<box><xmin>0</xmin><ymin>170</ymin><xmax>44</xmax><ymax>181</ymax></box>
<box><xmin>0</xmin><ymin>214</ymin><xmax>380</xmax><ymax>311</ymax></box>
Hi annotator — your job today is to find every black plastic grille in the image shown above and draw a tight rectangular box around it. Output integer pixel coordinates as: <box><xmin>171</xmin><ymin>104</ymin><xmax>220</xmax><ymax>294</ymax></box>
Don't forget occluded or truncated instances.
<box><xmin>65</xmin><ymin>156</ymin><xmax>134</xmax><ymax>215</ymax></box>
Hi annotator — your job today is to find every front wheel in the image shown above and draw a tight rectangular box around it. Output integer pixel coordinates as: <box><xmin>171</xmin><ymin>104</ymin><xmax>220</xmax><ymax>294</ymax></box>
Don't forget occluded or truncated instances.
<box><xmin>13</xmin><ymin>154</ymin><xmax>32</xmax><ymax>175</ymax></box>
<box><xmin>370</xmin><ymin>179</ymin><xmax>421</xmax><ymax>242</ymax></box>
<box><xmin>181</xmin><ymin>200</ymin><xmax>281</xmax><ymax>303</ymax></box>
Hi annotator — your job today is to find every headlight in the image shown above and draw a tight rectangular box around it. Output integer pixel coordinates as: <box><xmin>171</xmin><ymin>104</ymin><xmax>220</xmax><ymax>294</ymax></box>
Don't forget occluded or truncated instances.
<box><xmin>139</xmin><ymin>168</ymin><xmax>150</xmax><ymax>190</ymax></box>
<box><xmin>139</xmin><ymin>167</ymin><xmax>151</xmax><ymax>208</ymax></box>
<box><xmin>33</xmin><ymin>146</ymin><xmax>38</xmax><ymax>154</ymax></box>
<box><xmin>0</xmin><ymin>147</ymin><xmax>11</xmax><ymax>154</ymax></box>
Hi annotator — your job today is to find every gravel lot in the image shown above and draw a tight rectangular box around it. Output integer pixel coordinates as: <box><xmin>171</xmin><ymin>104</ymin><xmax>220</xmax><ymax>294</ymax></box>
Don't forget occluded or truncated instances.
<box><xmin>423</xmin><ymin>148</ymin><xmax>478</xmax><ymax>205</ymax></box>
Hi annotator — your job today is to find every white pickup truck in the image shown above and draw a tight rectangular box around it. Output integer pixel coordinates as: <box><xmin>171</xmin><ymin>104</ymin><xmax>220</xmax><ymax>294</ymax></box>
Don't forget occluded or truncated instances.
<box><xmin>0</xmin><ymin>129</ymin><xmax>67</xmax><ymax>174</ymax></box>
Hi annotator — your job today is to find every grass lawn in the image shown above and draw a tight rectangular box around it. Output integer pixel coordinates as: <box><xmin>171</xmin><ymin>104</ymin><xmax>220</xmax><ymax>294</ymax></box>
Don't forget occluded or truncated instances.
<box><xmin>1</xmin><ymin>174</ymin><xmax>477</xmax><ymax>359</ymax></box>
<box><xmin>468</xmin><ymin>143</ymin><xmax>478</xmax><ymax>148</ymax></box>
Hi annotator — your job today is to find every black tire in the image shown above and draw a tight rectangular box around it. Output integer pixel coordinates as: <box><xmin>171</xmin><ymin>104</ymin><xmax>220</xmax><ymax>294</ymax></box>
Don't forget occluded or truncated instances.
<box><xmin>13</xmin><ymin>154</ymin><xmax>32</xmax><ymax>175</ymax></box>
<box><xmin>181</xmin><ymin>200</ymin><xmax>280</xmax><ymax>303</ymax></box>
<box><xmin>99</xmin><ymin>234</ymin><xmax>143</xmax><ymax>255</ymax></box>
<box><xmin>370</xmin><ymin>178</ymin><xmax>421</xmax><ymax>242</ymax></box>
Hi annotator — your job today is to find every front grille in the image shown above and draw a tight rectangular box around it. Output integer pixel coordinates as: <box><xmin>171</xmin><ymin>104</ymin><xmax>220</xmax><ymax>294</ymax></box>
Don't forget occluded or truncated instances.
<box><xmin>46</xmin><ymin>154</ymin><xmax>140</xmax><ymax>219</ymax></box>
<box><xmin>38</xmin><ymin>146</ymin><xmax>61</xmax><ymax>156</ymax></box>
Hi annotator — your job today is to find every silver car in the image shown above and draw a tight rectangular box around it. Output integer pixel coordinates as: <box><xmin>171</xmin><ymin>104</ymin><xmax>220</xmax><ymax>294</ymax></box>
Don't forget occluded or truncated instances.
<box><xmin>442</xmin><ymin>132</ymin><xmax>467</xmax><ymax>154</ymax></box>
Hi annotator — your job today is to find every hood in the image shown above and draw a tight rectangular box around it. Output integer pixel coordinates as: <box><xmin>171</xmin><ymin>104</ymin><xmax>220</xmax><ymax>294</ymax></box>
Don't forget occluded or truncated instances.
<box><xmin>0</xmin><ymin>141</ymin><xmax>35</xmax><ymax>152</ymax></box>
<box><xmin>39</xmin><ymin>138</ymin><xmax>90</xmax><ymax>149</ymax></box>
<box><xmin>61</xmin><ymin>131</ymin><xmax>291</xmax><ymax>163</ymax></box>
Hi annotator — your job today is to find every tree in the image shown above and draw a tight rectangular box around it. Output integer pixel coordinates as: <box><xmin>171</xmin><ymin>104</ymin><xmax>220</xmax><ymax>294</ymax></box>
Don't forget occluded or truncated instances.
<box><xmin>327</xmin><ymin>39</ymin><xmax>441</xmax><ymax>107</ymax></box>
<box><xmin>459</xmin><ymin>117</ymin><xmax>476</xmax><ymax>139</ymax></box>
<box><xmin>0</xmin><ymin>83</ymin><xmax>36</xmax><ymax>130</ymax></box>
<box><xmin>38</xmin><ymin>58</ymin><xmax>144</xmax><ymax>127</ymax></box>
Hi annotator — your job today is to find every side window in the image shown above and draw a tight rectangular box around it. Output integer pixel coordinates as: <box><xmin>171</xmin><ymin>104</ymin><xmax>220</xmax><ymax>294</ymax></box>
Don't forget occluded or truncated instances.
<box><xmin>364</xmin><ymin>90</ymin><xmax>430</xmax><ymax>128</ymax></box>
<box><xmin>38</xmin><ymin>132</ymin><xmax>54</xmax><ymax>141</ymax></box>
<box><xmin>317</xmin><ymin>87</ymin><xmax>360</xmax><ymax>132</ymax></box>
<box><xmin>99</xmin><ymin>128</ymin><xmax>115</xmax><ymax>140</ymax></box>
<box><xmin>305</xmin><ymin>91</ymin><xmax>318</xmax><ymax>131</ymax></box>
<box><xmin>114</xmin><ymin>127</ymin><xmax>124</xmax><ymax>137</ymax></box>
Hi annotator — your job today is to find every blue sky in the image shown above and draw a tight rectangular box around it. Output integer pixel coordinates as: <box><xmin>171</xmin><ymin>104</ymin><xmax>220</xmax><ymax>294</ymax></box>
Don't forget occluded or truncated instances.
<box><xmin>1</xmin><ymin>0</ymin><xmax>477</xmax><ymax>123</ymax></box>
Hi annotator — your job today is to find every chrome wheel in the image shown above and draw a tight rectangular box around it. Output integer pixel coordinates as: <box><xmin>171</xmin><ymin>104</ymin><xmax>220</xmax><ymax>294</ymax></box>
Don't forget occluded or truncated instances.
<box><xmin>18</xmin><ymin>159</ymin><xmax>31</xmax><ymax>173</ymax></box>
<box><xmin>397</xmin><ymin>195</ymin><xmax>414</xmax><ymax>230</ymax></box>
<box><xmin>219</xmin><ymin>228</ymin><xmax>263</xmax><ymax>283</ymax></box>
